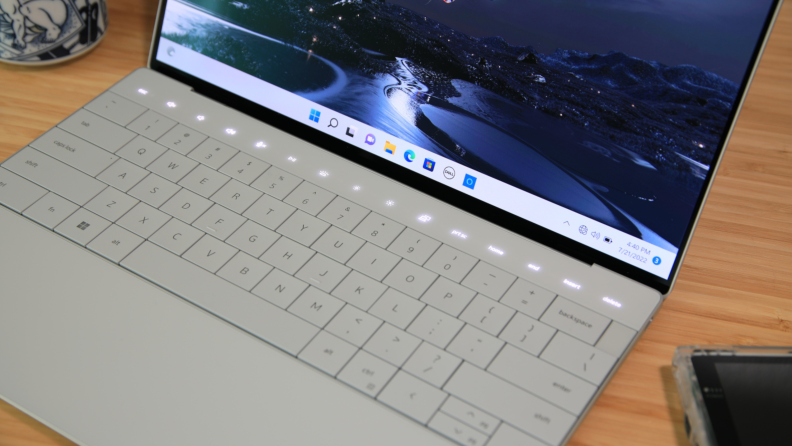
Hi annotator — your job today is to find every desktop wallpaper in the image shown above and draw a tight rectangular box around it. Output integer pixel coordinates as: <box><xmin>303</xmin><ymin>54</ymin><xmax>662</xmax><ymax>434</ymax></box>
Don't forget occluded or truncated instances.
<box><xmin>161</xmin><ymin>0</ymin><xmax>774</xmax><ymax>252</ymax></box>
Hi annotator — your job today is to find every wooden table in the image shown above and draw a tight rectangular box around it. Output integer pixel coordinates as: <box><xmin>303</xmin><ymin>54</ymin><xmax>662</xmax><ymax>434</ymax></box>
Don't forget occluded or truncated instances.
<box><xmin>1</xmin><ymin>1</ymin><xmax>790</xmax><ymax>445</ymax></box>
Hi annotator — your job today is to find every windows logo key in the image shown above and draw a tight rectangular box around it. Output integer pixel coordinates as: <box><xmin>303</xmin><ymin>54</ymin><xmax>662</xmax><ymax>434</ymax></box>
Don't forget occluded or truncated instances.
<box><xmin>309</xmin><ymin>108</ymin><xmax>321</xmax><ymax>123</ymax></box>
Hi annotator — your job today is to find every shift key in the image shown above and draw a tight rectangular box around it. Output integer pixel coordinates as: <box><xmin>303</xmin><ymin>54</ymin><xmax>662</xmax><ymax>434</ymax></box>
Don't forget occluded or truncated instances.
<box><xmin>3</xmin><ymin>147</ymin><xmax>106</xmax><ymax>206</ymax></box>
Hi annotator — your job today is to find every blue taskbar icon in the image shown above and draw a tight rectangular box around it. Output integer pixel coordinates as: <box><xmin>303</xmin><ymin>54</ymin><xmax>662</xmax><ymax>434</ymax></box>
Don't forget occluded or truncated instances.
<box><xmin>423</xmin><ymin>158</ymin><xmax>435</xmax><ymax>171</ymax></box>
<box><xmin>309</xmin><ymin>109</ymin><xmax>321</xmax><ymax>123</ymax></box>
<box><xmin>652</xmin><ymin>256</ymin><xmax>661</xmax><ymax>265</ymax></box>
<box><xmin>404</xmin><ymin>150</ymin><xmax>415</xmax><ymax>162</ymax></box>
<box><xmin>463</xmin><ymin>174</ymin><xmax>477</xmax><ymax>190</ymax></box>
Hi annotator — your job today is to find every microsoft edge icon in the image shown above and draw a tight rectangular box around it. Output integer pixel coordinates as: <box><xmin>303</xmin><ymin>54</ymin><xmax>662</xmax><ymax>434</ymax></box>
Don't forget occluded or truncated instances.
<box><xmin>309</xmin><ymin>108</ymin><xmax>321</xmax><ymax>123</ymax></box>
<box><xmin>404</xmin><ymin>150</ymin><xmax>415</xmax><ymax>162</ymax></box>
<box><xmin>463</xmin><ymin>174</ymin><xmax>477</xmax><ymax>190</ymax></box>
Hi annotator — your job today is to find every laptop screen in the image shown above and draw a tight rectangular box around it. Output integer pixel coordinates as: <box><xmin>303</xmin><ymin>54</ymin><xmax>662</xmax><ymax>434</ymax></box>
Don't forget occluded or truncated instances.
<box><xmin>151</xmin><ymin>0</ymin><xmax>777</xmax><ymax>287</ymax></box>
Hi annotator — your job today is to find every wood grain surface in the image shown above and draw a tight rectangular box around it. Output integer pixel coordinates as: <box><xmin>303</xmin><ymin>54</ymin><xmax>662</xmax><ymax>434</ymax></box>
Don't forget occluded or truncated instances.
<box><xmin>1</xmin><ymin>1</ymin><xmax>790</xmax><ymax>445</ymax></box>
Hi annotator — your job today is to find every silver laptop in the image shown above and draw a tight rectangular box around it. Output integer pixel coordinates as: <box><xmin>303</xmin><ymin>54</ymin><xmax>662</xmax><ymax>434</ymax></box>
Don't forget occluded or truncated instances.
<box><xmin>0</xmin><ymin>1</ymin><xmax>782</xmax><ymax>445</ymax></box>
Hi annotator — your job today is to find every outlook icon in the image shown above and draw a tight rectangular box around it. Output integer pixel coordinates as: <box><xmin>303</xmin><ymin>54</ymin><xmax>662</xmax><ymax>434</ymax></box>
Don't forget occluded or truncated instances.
<box><xmin>365</xmin><ymin>134</ymin><xmax>376</xmax><ymax>145</ymax></box>
<box><xmin>463</xmin><ymin>174</ymin><xmax>477</xmax><ymax>190</ymax></box>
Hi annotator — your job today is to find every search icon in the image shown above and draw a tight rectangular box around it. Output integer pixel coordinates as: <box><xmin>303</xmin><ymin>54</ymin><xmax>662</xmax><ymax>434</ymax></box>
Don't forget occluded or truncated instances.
<box><xmin>328</xmin><ymin>118</ymin><xmax>339</xmax><ymax>128</ymax></box>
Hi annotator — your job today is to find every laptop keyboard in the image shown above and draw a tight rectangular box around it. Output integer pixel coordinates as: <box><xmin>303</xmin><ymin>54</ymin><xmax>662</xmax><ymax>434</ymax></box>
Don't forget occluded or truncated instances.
<box><xmin>0</xmin><ymin>89</ymin><xmax>637</xmax><ymax>446</ymax></box>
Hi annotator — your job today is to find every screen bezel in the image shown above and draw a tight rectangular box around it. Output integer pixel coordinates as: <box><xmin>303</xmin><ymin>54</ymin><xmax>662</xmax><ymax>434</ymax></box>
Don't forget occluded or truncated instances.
<box><xmin>147</xmin><ymin>0</ymin><xmax>783</xmax><ymax>295</ymax></box>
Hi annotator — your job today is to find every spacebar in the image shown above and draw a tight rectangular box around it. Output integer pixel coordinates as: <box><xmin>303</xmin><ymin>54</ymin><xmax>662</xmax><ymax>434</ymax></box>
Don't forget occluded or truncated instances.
<box><xmin>121</xmin><ymin>242</ymin><xmax>319</xmax><ymax>356</ymax></box>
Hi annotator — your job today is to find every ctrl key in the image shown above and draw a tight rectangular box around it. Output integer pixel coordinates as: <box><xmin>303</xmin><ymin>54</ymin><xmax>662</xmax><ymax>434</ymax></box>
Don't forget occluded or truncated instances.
<box><xmin>88</xmin><ymin>224</ymin><xmax>144</xmax><ymax>263</ymax></box>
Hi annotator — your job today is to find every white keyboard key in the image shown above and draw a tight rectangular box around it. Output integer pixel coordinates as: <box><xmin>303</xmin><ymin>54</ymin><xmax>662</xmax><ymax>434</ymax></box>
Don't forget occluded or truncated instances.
<box><xmin>23</xmin><ymin>192</ymin><xmax>78</xmax><ymax>229</ymax></box>
<box><xmin>147</xmin><ymin>150</ymin><xmax>199</xmax><ymax>183</ymax></box>
<box><xmin>259</xmin><ymin>236</ymin><xmax>315</xmax><ymax>275</ymax></box>
<box><xmin>498</xmin><ymin>313</ymin><xmax>556</xmax><ymax>357</ymax></box>
<box><xmin>294</xmin><ymin>253</ymin><xmax>350</xmax><ymax>293</ymax></box>
<box><xmin>115</xmin><ymin>201</ymin><xmax>170</xmax><ymax>238</ymax></box>
<box><xmin>440</xmin><ymin>396</ymin><xmax>500</xmax><ymax>435</ymax></box>
<box><xmin>368</xmin><ymin>288</ymin><xmax>425</xmax><ymax>330</ymax></box>
<box><xmin>461</xmin><ymin>262</ymin><xmax>516</xmax><ymax>300</ymax></box>
<box><xmin>540</xmin><ymin>332</ymin><xmax>617</xmax><ymax>385</ymax></box>
<box><xmin>364</xmin><ymin>322</ymin><xmax>421</xmax><ymax>367</ymax></box>
<box><xmin>85</xmin><ymin>187</ymin><xmax>139</xmax><ymax>222</ymax></box>
<box><xmin>192</xmin><ymin>204</ymin><xmax>245</xmax><ymax>240</ymax></box>
<box><xmin>346</xmin><ymin>242</ymin><xmax>400</xmax><ymax>281</ymax></box>
<box><xmin>217</xmin><ymin>251</ymin><xmax>273</xmax><ymax>291</ymax></box>
<box><xmin>178</xmin><ymin>164</ymin><xmax>230</xmax><ymax>198</ymax></box>
<box><xmin>126</xmin><ymin>110</ymin><xmax>177</xmax><ymax>140</ymax></box>
<box><xmin>115</xmin><ymin>135</ymin><xmax>167</xmax><ymax>168</ymax></box>
<box><xmin>378</xmin><ymin>371</ymin><xmax>448</xmax><ymax>424</ymax></box>
<box><xmin>243</xmin><ymin>194</ymin><xmax>296</xmax><ymax>230</ymax></box>
<box><xmin>30</xmin><ymin>127</ymin><xmax>118</xmax><ymax>176</ymax></box>
<box><xmin>250</xmin><ymin>166</ymin><xmax>302</xmax><ymax>199</ymax></box>
<box><xmin>459</xmin><ymin>295</ymin><xmax>515</xmax><ymax>336</ymax></box>
<box><xmin>87</xmin><ymin>224</ymin><xmax>144</xmax><ymax>263</ymax></box>
<box><xmin>96</xmin><ymin>159</ymin><xmax>149</xmax><ymax>192</ymax></box>
<box><xmin>446</xmin><ymin>324</ymin><xmax>504</xmax><ymax>369</ymax></box>
<box><xmin>121</xmin><ymin>242</ymin><xmax>318</xmax><ymax>356</ymax></box>
<box><xmin>54</xmin><ymin>208</ymin><xmax>111</xmax><ymax>246</ymax></box>
<box><xmin>383</xmin><ymin>259</ymin><xmax>438</xmax><ymax>299</ymax></box>
<box><xmin>182</xmin><ymin>235</ymin><xmax>238</xmax><ymax>273</ymax></box>
<box><xmin>407</xmin><ymin>305</ymin><xmax>464</xmax><ymax>349</ymax></box>
<box><xmin>325</xmin><ymin>304</ymin><xmax>382</xmax><ymax>347</ymax></box>
<box><xmin>218</xmin><ymin>151</ymin><xmax>270</xmax><ymax>185</ymax></box>
<box><xmin>331</xmin><ymin>270</ymin><xmax>387</xmax><ymax>311</ymax></box>
<box><xmin>316</xmin><ymin>196</ymin><xmax>370</xmax><ymax>232</ymax></box>
<box><xmin>387</xmin><ymin>228</ymin><xmax>441</xmax><ymax>266</ymax></box>
<box><xmin>428</xmin><ymin>411</ymin><xmax>489</xmax><ymax>446</ymax></box>
<box><xmin>84</xmin><ymin>91</ymin><xmax>146</xmax><ymax>126</ymax></box>
<box><xmin>488</xmin><ymin>423</ymin><xmax>546</xmax><ymax>446</ymax></box>
<box><xmin>251</xmin><ymin>268</ymin><xmax>308</xmax><ymax>309</ymax></box>
<box><xmin>225</xmin><ymin>220</ymin><xmax>280</xmax><ymax>258</ymax></box>
<box><xmin>156</xmin><ymin>124</ymin><xmax>207</xmax><ymax>155</ymax></box>
<box><xmin>182</xmin><ymin>234</ymin><xmax>238</xmax><ymax>273</ymax></box>
<box><xmin>287</xmin><ymin>286</ymin><xmax>344</xmax><ymax>328</ymax></box>
<box><xmin>420</xmin><ymin>276</ymin><xmax>477</xmax><ymax>317</ymax></box>
<box><xmin>5</xmin><ymin>147</ymin><xmax>106</xmax><ymax>206</ymax></box>
<box><xmin>311</xmin><ymin>226</ymin><xmax>366</xmax><ymax>264</ymax></box>
<box><xmin>595</xmin><ymin>322</ymin><xmax>636</xmax><ymax>358</ymax></box>
<box><xmin>444</xmin><ymin>363</ymin><xmax>576</xmax><ymax>446</ymax></box>
<box><xmin>441</xmin><ymin>396</ymin><xmax>499</xmax><ymax>436</ymax></box>
<box><xmin>351</xmin><ymin>212</ymin><xmax>405</xmax><ymax>249</ymax></box>
<box><xmin>500</xmin><ymin>279</ymin><xmax>557</xmax><ymax>319</ymax></box>
<box><xmin>489</xmin><ymin>345</ymin><xmax>596</xmax><ymax>416</ymax></box>
<box><xmin>283</xmin><ymin>181</ymin><xmax>336</xmax><ymax>216</ymax></box>
<box><xmin>188</xmin><ymin>138</ymin><xmax>239</xmax><ymax>169</ymax></box>
<box><xmin>149</xmin><ymin>218</ymin><xmax>204</xmax><ymax>256</ymax></box>
<box><xmin>337</xmin><ymin>350</ymin><xmax>397</xmax><ymax>398</ymax></box>
<box><xmin>424</xmin><ymin>244</ymin><xmax>478</xmax><ymax>283</ymax></box>
<box><xmin>211</xmin><ymin>179</ymin><xmax>262</xmax><ymax>214</ymax></box>
<box><xmin>159</xmin><ymin>188</ymin><xmax>213</xmax><ymax>224</ymax></box>
<box><xmin>276</xmin><ymin>210</ymin><xmax>330</xmax><ymax>246</ymax></box>
<box><xmin>127</xmin><ymin>173</ymin><xmax>180</xmax><ymax>208</ymax></box>
<box><xmin>540</xmin><ymin>297</ymin><xmax>611</xmax><ymax>345</ymax></box>
<box><xmin>298</xmin><ymin>330</ymin><xmax>358</xmax><ymax>377</ymax></box>
<box><xmin>59</xmin><ymin>109</ymin><xmax>136</xmax><ymax>152</ymax></box>
<box><xmin>403</xmin><ymin>342</ymin><xmax>462</xmax><ymax>388</ymax></box>
<box><xmin>0</xmin><ymin>168</ymin><xmax>47</xmax><ymax>213</ymax></box>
